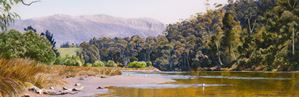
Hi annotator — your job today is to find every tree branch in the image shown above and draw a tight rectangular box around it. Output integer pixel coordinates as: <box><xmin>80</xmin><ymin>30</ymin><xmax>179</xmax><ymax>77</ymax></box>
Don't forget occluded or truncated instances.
<box><xmin>21</xmin><ymin>0</ymin><xmax>40</xmax><ymax>6</ymax></box>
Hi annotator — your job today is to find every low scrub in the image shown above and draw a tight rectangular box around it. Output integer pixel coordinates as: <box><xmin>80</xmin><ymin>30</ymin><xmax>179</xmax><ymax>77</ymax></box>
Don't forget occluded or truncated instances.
<box><xmin>0</xmin><ymin>58</ymin><xmax>62</xmax><ymax>97</ymax></box>
<box><xmin>0</xmin><ymin>58</ymin><xmax>122</xmax><ymax>97</ymax></box>
<box><xmin>51</xmin><ymin>66</ymin><xmax>121</xmax><ymax>78</ymax></box>
<box><xmin>55</xmin><ymin>56</ymin><xmax>84</xmax><ymax>66</ymax></box>
<box><xmin>127</xmin><ymin>61</ymin><xmax>147</xmax><ymax>68</ymax></box>
<box><xmin>105</xmin><ymin>60</ymin><xmax>118</xmax><ymax>67</ymax></box>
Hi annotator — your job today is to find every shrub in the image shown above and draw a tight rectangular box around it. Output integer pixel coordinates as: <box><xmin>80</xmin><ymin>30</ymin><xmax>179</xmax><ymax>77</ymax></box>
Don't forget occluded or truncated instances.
<box><xmin>146</xmin><ymin>61</ymin><xmax>153</xmax><ymax>67</ymax></box>
<box><xmin>128</xmin><ymin>61</ymin><xmax>147</xmax><ymax>68</ymax></box>
<box><xmin>106</xmin><ymin>60</ymin><xmax>118</xmax><ymax>67</ymax></box>
<box><xmin>93</xmin><ymin>60</ymin><xmax>105</xmax><ymax>67</ymax></box>
<box><xmin>130</xmin><ymin>57</ymin><xmax>138</xmax><ymax>62</ymax></box>
<box><xmin>0</xmin><ymin>30</ymin><xmax>56</xmax><ymax>64</ymax></box>
<box><xmin>84</xmin><ymin>63</ymin><xmax>93</xmax><ymax>67</ymax></box>
<box><xmin>55</xmin><ymin>56</ymin><xmax>83</xmax><ymax>66</ymax></box>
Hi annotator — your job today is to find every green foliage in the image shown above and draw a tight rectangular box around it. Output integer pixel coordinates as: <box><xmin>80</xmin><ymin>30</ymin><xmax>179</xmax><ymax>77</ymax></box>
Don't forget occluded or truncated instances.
<box><xmin>128</xmin><ymin>61</ymin><xmax>147</xmax><ymax>68</ymax></box>
<box><xmin>55</xmin><ymin>56</ymin><xmax>83</xmax><ymax>66</ymax></box>
<box><xmin>146</xmin><ymin>61</ymin><xmax>153</xmax><ymax>67</ymax></box>
<box><xmin>105</xmin><ymin>60</ymin><xmax>118</xmax><ymax>67</ymax></box>
<box><xmin>0</xmin><ymin>0</ymin><xmax>20</xmax><ymax>31</ymax></box>
<box><xmin>84</xmin><ymin>63</ymin><xmax>93</xmax><ymax>67</ymax></box>
<box><xmin>93</xmin><ymin>60</ymin><xmax>105</xmax><ymax>67</ymax></box>
<box><xmin>79</xmin><ymin>42</ymin><xmax>100</xmax><ymax>63</ymax></box>
<box><xmin>79</xmin><ymin>0</ymin><xmax>299</xmax><ymax>71</ymax></box>
<box><xmin>130</xmin><ymin>57</ymin><xmax>138</xmax><ymax>62</ymax></box>
<box><xmin>0</xmin><ymin>30</ymin><xmax>56</xmax><ymax>64</ymax></box>
<box><xmin>0</xmin><ymin>0</ymin><xmax>41</xmax><ymax>31</ymax></box>
<box><xmin>221</xmin><ymin>11</ymin><xmax>242</xmax><ymax>66</ymax></box>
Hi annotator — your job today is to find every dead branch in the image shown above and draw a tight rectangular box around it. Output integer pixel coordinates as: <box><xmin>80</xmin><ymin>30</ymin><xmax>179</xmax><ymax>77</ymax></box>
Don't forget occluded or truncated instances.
<box><xmin>20</xmin><ymin>0</ymin><xmax>40</xmax><ymax>6</ymax></box>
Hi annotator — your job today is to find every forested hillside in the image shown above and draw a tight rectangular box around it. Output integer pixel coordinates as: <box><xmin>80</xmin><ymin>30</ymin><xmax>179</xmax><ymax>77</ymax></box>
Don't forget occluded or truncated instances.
<box><xmin>78</xmin><ymin>0</ymin><xmax>299</xmax><ymax>71</ymax></box>
<box><xmin>10</xmin><ymin>14</ymin><xmax>165</xmax><ymax>46</ymax></box>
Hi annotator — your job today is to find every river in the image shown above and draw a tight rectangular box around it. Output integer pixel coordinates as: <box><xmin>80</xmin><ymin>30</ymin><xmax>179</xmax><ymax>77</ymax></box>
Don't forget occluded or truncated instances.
<box><xmin>102</xmin><ymin>71</ymin><xmax>299</xmax><ymax>97</ymax></box>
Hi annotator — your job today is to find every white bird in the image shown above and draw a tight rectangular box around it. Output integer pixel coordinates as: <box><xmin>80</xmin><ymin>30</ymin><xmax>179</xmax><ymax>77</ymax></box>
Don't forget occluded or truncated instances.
<box><xmin>202</xmin><ymin>83</ymin><xmax>206</xmax><ymax>87</ymax></box>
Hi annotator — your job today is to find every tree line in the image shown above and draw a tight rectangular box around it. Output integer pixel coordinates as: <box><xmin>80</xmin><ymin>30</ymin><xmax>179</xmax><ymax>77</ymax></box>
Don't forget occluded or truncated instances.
<box><xmin>79</xmin><ymin>0</ymin><xmax>299</xmax><ymax>71</ymax></box>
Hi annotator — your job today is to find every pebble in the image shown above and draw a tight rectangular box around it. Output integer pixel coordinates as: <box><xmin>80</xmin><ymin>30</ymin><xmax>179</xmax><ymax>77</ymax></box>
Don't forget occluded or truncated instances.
<box><xmin>49</xmin><ymin>87</ymin><xmax>54</xmax><ymax>90</ymax></box>
<box><xmin>62</xmin><ymin>87</ymin><xmax>69</xmax><ymax>90</ymax></box>
<box><xmin>97</xmin><ymin>86</ymin><xmax>104</xmax><ymax>89</ymax></box>
<box><xmin>100</xmin><ymin>75</ymin><xmax>107</xmax><ymax>78</ymax></box>
<box><xmin>75</xmin><ymin>83</ymin><xmax>81</xmax><ymax>86</ymax></box>
<box><xmin>72</xmin><ymin>86</ymin><xmax>84</xmax><ymax>91</ymax></box>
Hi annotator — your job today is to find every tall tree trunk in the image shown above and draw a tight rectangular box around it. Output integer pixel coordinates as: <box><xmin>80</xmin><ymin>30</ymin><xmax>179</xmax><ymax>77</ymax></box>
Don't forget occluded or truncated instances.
<box><xmin>216</xmin><ymin>45</ymin><xmax>224</xmax><ymax>66</ymax></box>
<box><xmin>186</xmin><ymin>52</ymin><xmax>191</xmax><ymax>70</ymax></box>
<box><xmin>292</xmin><ymin>27</ymin><xmax>295</xmax><ymax>55</ymax></box>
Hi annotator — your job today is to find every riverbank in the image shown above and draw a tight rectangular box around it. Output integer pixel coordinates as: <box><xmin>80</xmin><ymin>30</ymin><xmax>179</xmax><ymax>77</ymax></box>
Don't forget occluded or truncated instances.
<box><xmin>23</xmin><ymin>67</ymin><xmax>169</xmax><ymax>97</ymax></box>
<box><xmin>24</xmin><ymin>71</ymin><xmax>173</xmax><ymax>97</ymax></box>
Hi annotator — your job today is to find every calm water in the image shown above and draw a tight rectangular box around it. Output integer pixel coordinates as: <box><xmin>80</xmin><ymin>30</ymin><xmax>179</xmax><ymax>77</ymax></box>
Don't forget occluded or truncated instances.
<box><xmin>103</xmin><ymin>72</ymin><xmax>299</xmax><ymax>97</ymax></box>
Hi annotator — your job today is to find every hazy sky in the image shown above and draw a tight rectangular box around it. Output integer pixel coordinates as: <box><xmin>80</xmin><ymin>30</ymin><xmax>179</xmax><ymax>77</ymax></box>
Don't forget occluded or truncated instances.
<box><xmin>14</xmin><ymin>0</ymin><xmax>227</xmax><ymax>24</ymax></box>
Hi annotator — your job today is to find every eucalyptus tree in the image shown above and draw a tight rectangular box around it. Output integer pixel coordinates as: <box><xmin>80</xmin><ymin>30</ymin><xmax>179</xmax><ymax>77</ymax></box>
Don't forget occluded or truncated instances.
<box><xmin>221</xmin><ymin>11</ymin><xmax>242</xmax><ymax>66</ymax></box>
<box><xmin>0</xmin><ymin>0</ymin><xmax>40</xmax><ymax>31</ymax></box>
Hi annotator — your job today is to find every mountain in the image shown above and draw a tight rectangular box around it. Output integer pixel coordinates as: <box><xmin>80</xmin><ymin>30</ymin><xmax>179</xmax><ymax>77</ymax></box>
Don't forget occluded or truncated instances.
<box><xmin>10</xmin><ymin>14</ymin><xmax>166</xmax><ymax>46</ymax></box>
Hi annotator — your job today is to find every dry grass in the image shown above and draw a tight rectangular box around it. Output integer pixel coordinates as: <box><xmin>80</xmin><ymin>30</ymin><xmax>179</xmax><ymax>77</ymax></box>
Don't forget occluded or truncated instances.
<box><xmin>0</xmin><ymin>58</ymin><xmax>122</xmax><ymax>97</ymax></box>
<box><xmin>0</xmin><ymin>58</ymin><xmax>62</xmax><ymax>97</ymax></box>
<box><xmin>120</xmin><ymin>67</ymin><xmax>160</xmax><ymax>72</ymax></box>
<box><xmin>0</xmin><ymin>77</ymin><xmax>23</xmax><ymax>97</ymax></box>
<box><xmin>50</xmin><ymin>65</ymin><xmax>122</xmax><ymax>78</ymax></box>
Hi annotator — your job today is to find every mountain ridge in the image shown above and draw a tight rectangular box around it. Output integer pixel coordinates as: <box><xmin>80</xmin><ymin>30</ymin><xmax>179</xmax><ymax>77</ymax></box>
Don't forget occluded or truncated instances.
<box><xmin>10</xmin><ymin>14</ymin><xmax>166</xmax><ymax>46</ymax></box>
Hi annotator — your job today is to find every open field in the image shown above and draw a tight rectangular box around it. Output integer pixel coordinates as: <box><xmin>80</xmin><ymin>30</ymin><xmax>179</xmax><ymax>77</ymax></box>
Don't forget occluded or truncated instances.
<box><xmin>58</xmin><ymin>48</ymin><xmax>81</xmax><ymax>58</ymax></box>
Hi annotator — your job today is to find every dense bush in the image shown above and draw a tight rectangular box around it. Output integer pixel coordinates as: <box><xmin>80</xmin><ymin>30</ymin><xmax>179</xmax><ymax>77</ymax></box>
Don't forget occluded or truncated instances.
<box><xmin>128</xmin><ymin>61</ymin><xmax>147</xmax><ymax>68</ymax></box>
<box><xmin>105</xmin><ymin>60</ymin><xmax>118</xmax><ymax>67</ymax></box>
<box><xmin>93</xmin><ymin>60</ymin><xmax>105</xmax><ymax>67</ymax></box>
<box><xmin>146</xmin><ymin>61</ymin><xmax>153</xmax><ymax>67</ymax></box>
<box><xmin>0</xmin><ymin>30</ymin><xmax>56</xmax><ymax>64</ymax></box>
<box><xmin>84</xmin><ymin>63</ymin><xmax>93</xmax><ymax>67</ymax></box>
<box><xmin>130</xmin><ymin>57</ymin><xmax>138</xmax><ymax>62</ymax></box>
<box><xmin>55</xmin><ymin>56</ymin><xmax>84</xmax><ymax>66</ymax></box>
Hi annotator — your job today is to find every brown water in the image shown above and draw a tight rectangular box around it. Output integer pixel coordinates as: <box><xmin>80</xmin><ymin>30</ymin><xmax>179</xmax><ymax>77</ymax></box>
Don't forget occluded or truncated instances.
<box><xmin>105</xmin><ymin>72</ymin><xmax>299</xmax><ymax>97</ymax></box>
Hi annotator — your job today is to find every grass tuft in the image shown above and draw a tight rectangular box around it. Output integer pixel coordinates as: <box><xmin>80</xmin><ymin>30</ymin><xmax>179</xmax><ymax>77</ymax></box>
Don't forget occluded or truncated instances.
<box><xmin>0</xmin><ymin>58</ymin><xmax>62</xmax><ymax>97</ymax></box>
<box><xmin>0</xmin><ymin>58</ymin><xmax>122</xmax><ymax>97</ymax></box>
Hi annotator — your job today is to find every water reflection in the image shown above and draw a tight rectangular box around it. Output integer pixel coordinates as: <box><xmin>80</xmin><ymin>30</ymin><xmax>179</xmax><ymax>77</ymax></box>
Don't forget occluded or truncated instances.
<box><xmin>115</xmin><ymin>83</ymin><xmax>230</xmax><ymax>89</ymax></box>
<box><xmin>106</xmin><ymin>72</ymin><xmax>299</xmax><ymax>97</ymax></box>
<box><xmin>198</xmin><ymin>76</ymin><xmax>291</xmax><ymax>80</ymax></box>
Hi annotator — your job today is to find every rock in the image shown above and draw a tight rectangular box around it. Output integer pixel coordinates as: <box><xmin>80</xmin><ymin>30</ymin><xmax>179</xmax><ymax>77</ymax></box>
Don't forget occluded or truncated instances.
<box><xmin>75</xmin><ymin>83</ymin><xmax>81</xmax><ymax>86</ymax></box>
<box><xmin>36</xmin><ymin>89</ymin><xmax>43</xmax><ymax>94</ymax></box>
<box><xmin>100</xmin><ymin>76</ymin><xmax>107</xmax><ymax>78</ymax></box>
<box><xmin>43</xmin><ymin>90</ymin><xmax>59</xmax><ymax>95</ymax></box>
<box><xmin>57</xmin><ymin>89</ymin><xmax>78</xmax><ymax>95</ymax></box>
<box><xmin>72</xmin><ymin>86</ymin><xmax>84</xmax><ymax>91</ymax></box>
<box><xmin>28</xmin><ymin>86</ymin><xmax>43</xmax><ymax>94</ymax></box>
<box><xmin>97</xmin><ymin>86</ymin><xmax>104</xmax><ymax>89</ymax></box>
<box><xmin>62</xmin><ymin>87</ymin><xmax>69</xmax><ymax>90</ymax></box>
<box><xmin>49</xmin><ymin>87</ymin><xmax>54</xmax><ymax>90</ymax></box>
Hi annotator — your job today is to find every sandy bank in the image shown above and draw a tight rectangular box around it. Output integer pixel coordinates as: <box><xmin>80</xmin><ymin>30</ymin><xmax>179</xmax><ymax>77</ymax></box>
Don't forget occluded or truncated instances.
<box><xmin>26</xmin><ymin>72</ymin><xmax>174</xmax><ymax>97</ymax></box>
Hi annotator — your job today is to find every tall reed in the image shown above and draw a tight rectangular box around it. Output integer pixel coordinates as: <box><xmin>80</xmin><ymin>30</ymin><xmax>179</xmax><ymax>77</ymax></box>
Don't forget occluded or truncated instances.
<box><xmin>0</xmin><ymin>58</ymin><xmax>60</xmax><ymax>97</ymax></box>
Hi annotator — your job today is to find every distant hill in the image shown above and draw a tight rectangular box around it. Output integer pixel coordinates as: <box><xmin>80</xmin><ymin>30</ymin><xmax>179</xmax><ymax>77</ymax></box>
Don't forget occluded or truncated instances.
<box><xmin>10</xmin><ymin>14</ymin><xmax>166</xmax><ymax>46</ymax></box>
